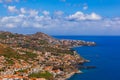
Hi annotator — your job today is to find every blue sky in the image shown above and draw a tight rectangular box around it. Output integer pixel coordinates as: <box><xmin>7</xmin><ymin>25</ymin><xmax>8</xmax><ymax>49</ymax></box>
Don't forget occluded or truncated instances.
<box><xmin>0</xmin><ymin>0</ymin><xmax>120</xmax><ymax>35</ymax></box>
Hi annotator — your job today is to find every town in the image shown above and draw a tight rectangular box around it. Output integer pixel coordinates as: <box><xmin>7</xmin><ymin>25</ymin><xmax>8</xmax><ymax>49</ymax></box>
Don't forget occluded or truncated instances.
<box><xmin>0</xmin><ymin>31</ymin><xmax>95</xmax><ymax>80</ymax></box>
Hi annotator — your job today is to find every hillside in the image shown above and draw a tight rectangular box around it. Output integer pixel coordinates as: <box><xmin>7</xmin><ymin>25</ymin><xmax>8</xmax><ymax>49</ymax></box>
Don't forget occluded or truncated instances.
<box><xmin>0</xmin><ymin>31</ymin><xmax>95</xmax><ymax>80</ymax></box>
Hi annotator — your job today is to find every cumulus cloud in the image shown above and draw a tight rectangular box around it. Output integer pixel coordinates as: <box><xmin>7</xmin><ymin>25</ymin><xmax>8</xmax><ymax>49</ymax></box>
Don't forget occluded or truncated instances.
<box><xmin>42</xmin><ymin>10</ymin><xmax>50</xmax><ymax>16</ymax></box>
<box><xmin>0</xmin><ymin>11</ymin><xmax>118</xmax><ymax>29</ymax></box>
<box><xmin>88</xmin><ymin>12</ymin><xmax>102</xmax><ymax>20</ymax></box>
<box><xmin>0</xmin><ymin>10</ymin><xmax>52</xmax><ymax>29</ymax></box>
<box><xmin>0</xmin><ymin>9</ymin><xmax>120</xmax><ymax>35</ymax></box>
<box><xmin>67</xmin><ymin>11</ymin><xmax>102</xmax><ymax>21</ymax></box>
<box><xmin>54</xmin><ymin>11</ymin><xmax>64</xmax><ymax>16</ymax></box>
<box><xmin>20</xmin><ymin>8</ymin><xmax>26</xmax><ymax>14</ymax></box>
<box><xmin>29</xmin><ymin>9</ymin><xmax>39</xmax><ymax>17</ymax></box>
<box><xmin>7</xmin><ymin>6</ymin><xmax>39</xmax><ymax>17</ymax></box>
<box><xmin>5</xmin><ymin>23</ymin><xmax>16</xmax><ymax>28</ymax></box>
<box><xmin>8</xmin><ymin>6</ymin><xmax>18</xmax><ymax>13</ymax></box>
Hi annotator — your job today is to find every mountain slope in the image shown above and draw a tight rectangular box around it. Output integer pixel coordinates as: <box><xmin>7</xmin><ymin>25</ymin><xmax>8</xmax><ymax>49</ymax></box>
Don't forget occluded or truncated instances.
<box><xmin>0</xmin><ymin>31</ymin><xmax>95</xmax><ymax>80</ymax></box>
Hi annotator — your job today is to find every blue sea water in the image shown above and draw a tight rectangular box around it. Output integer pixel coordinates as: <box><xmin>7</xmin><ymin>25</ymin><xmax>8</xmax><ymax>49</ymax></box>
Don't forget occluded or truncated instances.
<box><xmin>54</xmin><ymin>36</ymin><xmax>120</xmax><ymax>80</ymax></box>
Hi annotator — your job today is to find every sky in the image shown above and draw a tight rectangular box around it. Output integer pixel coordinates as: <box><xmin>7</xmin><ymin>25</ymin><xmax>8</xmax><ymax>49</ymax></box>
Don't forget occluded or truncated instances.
<box><xmin>0</xmin><ymin>0</ymin><xmax>120</xmax><ymax>35</ymax></box>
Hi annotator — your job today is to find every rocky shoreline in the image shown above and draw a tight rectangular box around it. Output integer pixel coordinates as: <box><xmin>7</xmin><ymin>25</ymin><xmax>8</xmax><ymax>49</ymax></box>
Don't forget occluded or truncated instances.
<box><xmin>62</xmin><ymin>42</ymin><xmax>96</xmax><ymax>80</ymax></box>
<box><xmin>65</xmin><ymin>70</ymin><xmax>83</xmax><ymax>80</ymax></box>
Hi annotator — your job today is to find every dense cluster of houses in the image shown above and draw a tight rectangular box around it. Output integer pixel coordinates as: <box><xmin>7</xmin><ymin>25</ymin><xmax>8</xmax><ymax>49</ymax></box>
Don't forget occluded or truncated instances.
<box><xmin>0</xmin><ymin>31</ymin><xmax>95</xmax><ymax>80</ymax></box>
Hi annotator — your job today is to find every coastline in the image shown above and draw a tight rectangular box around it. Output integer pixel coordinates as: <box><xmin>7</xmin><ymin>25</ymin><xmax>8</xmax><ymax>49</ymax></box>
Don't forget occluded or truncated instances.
<box><xmin>63</xmin><ymin>44</ymin><xmax>93</xmax><ymax>80</ymax></box>
<box><xmin>65</xmin><ymin>72</ymin><xmax>76</xmax><ymax>80</ymax></box>
<box><xmin>65</xmin><ymin>70</ymin><xmax>83</xmax><ymax>80</ymax></box>
<box><xmin>63</xmin><ymin>47</ymin><xmax>85</xmax><ymax>80</ymax></box>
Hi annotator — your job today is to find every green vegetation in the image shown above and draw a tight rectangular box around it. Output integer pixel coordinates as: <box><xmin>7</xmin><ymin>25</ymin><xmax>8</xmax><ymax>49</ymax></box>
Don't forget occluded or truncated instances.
<box><xmin>0</xmin><ymin>47</ymin><xmax>23</xmax><ymax>65</ymax></box>
<box><xmin>42</xmin><ymin>46</ymin><xmax>74</xmax><ymax>55</ymax></box>
<box><xmin>28</xmin><ymin>71</ymin><xmax>53</xmax><ymax>80</ymax></box>
<box><xmin>0</xmin><ymin>47</ymin><xmax>22</xmax><ymax>60</ymax></box>
<box><xmin>0</xmin><ymin>33</ymin><xmax>15</xmax><ymax>39</ymax></box>
<box><xmin>0</xmin><ymin>45</ymin><xmax>37</xmax><ymax>64</ymax></box>
<box><xmin>15</xmin><ymin>69</ymin><xmax>28</xmax><ymax>73</ymax></box>
<box><xmin>21</xmin><ymin>51</ymin><xmax>38</xmax><ymax>59</ymax></box>
<box><xmin>5</xmin><ymin>58</ymin><xmax>14</xmax><ymax>65</ymax></box>
<box><xmin>39</xmin><ymin>40</ymin><xmax>48</xmax><ymax>45</ymax></box>
<box><xmin>0</xmin><ymin>34</ymin><xmax>6</xmax><ymax>39</ymax></box>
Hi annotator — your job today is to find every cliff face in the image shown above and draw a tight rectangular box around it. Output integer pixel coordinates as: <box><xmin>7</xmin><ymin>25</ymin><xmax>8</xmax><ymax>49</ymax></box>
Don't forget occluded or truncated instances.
<box><xmin>0</xmin><ymin>31</ymin><xmax>95</xmax><ymax>80</ymax></box>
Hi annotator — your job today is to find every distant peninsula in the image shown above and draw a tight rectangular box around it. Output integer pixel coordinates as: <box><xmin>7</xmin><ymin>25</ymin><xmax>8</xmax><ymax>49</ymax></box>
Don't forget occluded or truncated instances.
<box><xmin>0</xmin><ymin>31</ymin><xmax>96</xmax><ymax>80</ymax></box>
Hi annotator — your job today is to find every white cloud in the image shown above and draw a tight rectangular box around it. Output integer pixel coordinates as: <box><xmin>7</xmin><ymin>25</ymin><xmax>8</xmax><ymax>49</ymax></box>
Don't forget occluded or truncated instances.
<box><xmin>19</xmin><ymin>8</ymin><xmax>39</xmax><ymax>17</ymax></box>
<box><xmin>67</xmin><ymin>11</ymin><xmax>86</xmax><ymax>20</ymax></box>
<box><xmin>42</xmin><ymin>10</ymin><xmax>50</xmax><ymax>16</ymax></box>
<box><xmin>87</xmin><ymin>12</ymin><xmax>102</xmax><ymax>20</ymax></box>
<box><xmin>7</xmin><ymin>6</ymin><xmax>39</xmax><ymax>17</ymax></box>
<box><xmin>20</xmin><ymin>8</ymin><xmax>26</xmax><ymax>14</ymax></box>
<box><xmin>5</xmin><ymin>23</ymin><xmax>15</xmax><ymax>28</ymax></box>
<box><xmin>29</xmin><ymin>9</ymin><xmax>39</xmax><ymax>17</ymax></box>
<box><xmin>67</xmin><ymin>11</ymin><xmax>102</xmax><ymax>21</ymax></box>
<box><xmin>54</xmin><ymin>11</ymin><xmax>64</xmax><ymax>16</ymax></box>
<box><xmin>0</xmin><ymin>9</ymin><xmax>120</xmax><ymax>35</ymax></box>
<box><xmin>8</xmin><ymin>6</ymin><xmax>18</xmax><ymax>13</ymax></box>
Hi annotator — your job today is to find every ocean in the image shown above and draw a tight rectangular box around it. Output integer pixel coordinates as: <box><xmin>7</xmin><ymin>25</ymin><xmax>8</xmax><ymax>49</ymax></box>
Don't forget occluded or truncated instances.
<box><xmin>53</xmin><ymin>36</ymin><xmax>120</xmax><ymax>80</ymax></box>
